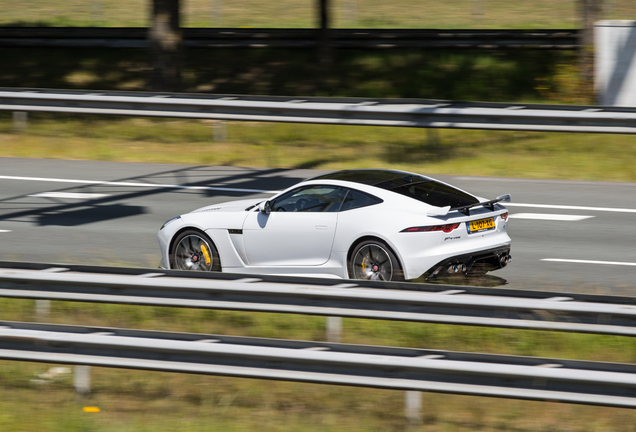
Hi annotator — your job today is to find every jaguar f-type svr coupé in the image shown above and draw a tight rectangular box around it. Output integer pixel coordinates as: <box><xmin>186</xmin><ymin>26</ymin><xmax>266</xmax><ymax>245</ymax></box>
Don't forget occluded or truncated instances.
<box><xmin>158</xmin><ymin>169</ymin><xmax>512</xmax><ymax>281</ymax></box>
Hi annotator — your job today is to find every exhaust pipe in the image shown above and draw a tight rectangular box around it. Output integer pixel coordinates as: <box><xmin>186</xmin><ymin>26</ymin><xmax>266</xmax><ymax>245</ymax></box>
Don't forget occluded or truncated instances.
<box><xmin>447</xmin><ymin>263</ymin><xmax>468</xmax><ymax>274</ymax></box>
<box><xmin>499</xmin><ymin>254</ymin><xmax>512</xmax><ymax>267</ymax></box>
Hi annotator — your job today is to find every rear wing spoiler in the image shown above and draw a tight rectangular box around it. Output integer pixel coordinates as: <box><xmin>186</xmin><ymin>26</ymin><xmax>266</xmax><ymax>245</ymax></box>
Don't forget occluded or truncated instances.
<box><xmin>426</xmin><ymin>194</ymin><xmax>511</xmax><ymax>217</ymax></box>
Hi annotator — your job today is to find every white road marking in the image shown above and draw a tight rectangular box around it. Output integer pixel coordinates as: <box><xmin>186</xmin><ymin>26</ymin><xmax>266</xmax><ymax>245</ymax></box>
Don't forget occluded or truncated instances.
<box><xmin>0</xmin><ymin>175</ymin><xmax>280</xmax><ymax>194</ymax></box>
<box><xmin>0</xmin><ymin>230</ymin><xmax>11</xmax><ymax>233</ymax></box>
<box><xmin>2</xmin><ymin>176</ymin><xmax>635</xmax><ymax>214</ymax></box>
<box><xmin>29</xmin><ymin>192</ymin><xmax>110</xmax><ymax>199</ymax></box>
<box><xmin>506</xmin><ymin>202</ymin><xmax>636</xmax><ymax>214</ymax></box>
<box><xmin>542</xmin><ymin>258</ymin><xmax>636</xmax><ymax>267</ymax></box>
<box><xmin>509</xmin><ymin>213</ymin><xmax>594</xmax><ymax>221</ymax></box>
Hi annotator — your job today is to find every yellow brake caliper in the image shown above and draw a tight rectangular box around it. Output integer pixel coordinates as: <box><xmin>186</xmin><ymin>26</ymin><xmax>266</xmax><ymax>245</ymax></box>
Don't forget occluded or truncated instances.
<box><xmin>200</xmin><ymin>244</ymin><xmax>212</xmax><ymax>266</ymax></box>
<box><xmin>361</xmin><ymin>253</ymin><xmax>369</xmax><ymax>272</ymax></box>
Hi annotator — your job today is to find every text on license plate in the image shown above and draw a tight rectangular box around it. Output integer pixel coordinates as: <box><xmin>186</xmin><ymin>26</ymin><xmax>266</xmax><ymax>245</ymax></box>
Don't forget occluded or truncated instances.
<box><xmin>467</xmin><ymin>217</ymin><xmax>495</xmax><ymax>234</ymax></box>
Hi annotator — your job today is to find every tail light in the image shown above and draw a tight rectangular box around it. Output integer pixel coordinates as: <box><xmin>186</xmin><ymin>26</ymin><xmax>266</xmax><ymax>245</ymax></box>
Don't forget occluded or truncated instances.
<box><xmin>500</xmin><ymin>212</ymin><xmax>509</xmax><ymax>221</ymax></box>
<box><xmin>401</xmin><ymin>223</ymin><xmax>460</xmax><ymax>233</ymax></box>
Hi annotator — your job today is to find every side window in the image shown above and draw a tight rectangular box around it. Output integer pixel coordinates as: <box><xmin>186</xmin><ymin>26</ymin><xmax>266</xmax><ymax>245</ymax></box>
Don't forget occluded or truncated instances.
<box><xmin>340</xmin><ymin>188</ymin><xmax>383</xmax><ymax>211</ymax></box>
<box><xmin>271</xmin><ymin>186</ymin><xmax>347</xmax><ymax>213</ymax></box>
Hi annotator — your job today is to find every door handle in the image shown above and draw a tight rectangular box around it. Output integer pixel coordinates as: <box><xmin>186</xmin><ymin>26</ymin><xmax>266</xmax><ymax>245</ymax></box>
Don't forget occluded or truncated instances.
<box><xmin>315</xmin><ymin>225</ymin><xmax>328</xmax><ymax>230</ymax></box>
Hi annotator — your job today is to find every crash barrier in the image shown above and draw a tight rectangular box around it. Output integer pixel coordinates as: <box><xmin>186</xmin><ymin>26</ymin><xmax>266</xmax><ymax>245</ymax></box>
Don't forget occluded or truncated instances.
<box><xmin>1</xmin><ymin>262</ymin><xmax>636</xmax><ymax>338</ymax></box>
<box><xmin>3</xmin><ymin>88</ymin><xmax>636</xmax><ymax>134</ymax></box>
<box><xmin>3</xmin><ymin>262</ymin><xmax>636</xmax><ymax>416</ymax></box>
<box><xmin>2</xmin><ymin>320</ymin><xmax>636</xmax><ymax>408</ymax></box>
<box><xmin>0</xmin><ymin>27</ymin><xmax>579</xmax><ymax>50</ymax></box>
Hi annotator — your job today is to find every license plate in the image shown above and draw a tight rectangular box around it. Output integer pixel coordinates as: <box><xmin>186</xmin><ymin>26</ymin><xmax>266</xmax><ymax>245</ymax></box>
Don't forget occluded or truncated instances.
<box><xmin>467</xmin><ymin>217</ymin><xmax>495</xmax><ymax>234</ymax></box>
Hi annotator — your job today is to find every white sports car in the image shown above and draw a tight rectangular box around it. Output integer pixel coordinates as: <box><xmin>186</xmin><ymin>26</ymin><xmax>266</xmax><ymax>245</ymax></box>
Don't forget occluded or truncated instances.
<box><xmin>158</xmin><ymin>169</ymin><xmax>511</xmax><ymax>281</ymax></box>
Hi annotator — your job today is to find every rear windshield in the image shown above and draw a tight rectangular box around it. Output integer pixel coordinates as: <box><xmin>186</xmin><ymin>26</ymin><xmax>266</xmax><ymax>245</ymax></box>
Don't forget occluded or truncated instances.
<box><xmin>311</xmin><ymin>170</ymin><xmax>479</xmax><ymax>208</ymax></box>
<box><xmin>375</xmin><ymin>178</ymin><xmax>479</xmax><ymax>208</ymax></box>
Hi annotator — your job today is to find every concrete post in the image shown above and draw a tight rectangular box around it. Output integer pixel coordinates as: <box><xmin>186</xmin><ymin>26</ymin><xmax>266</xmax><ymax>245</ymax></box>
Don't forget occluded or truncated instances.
<box><xmin>404</xmin><ymin>390</ymin><xmax>422</xmax><ymax>424</ymax></box>
<box><xmin>74</xmin><ymin>365</ymin><xmax>91</xmax><ymax>397</ymax></box>
<box><xmin>35</xmin><ymin>300</ymin><xmax>50</xmax><ymax>320</ymax></box>
<box><xmin>595</xmin><ymin>20</ymin><xmax>636</xmax><ymax>106</ymax></box>
<box><xmin>213</xmin><ymin>120</ymin><xmax>227</xmax><ymax>141</ymax></box>
<box><xmin>326</xmin><ymin>316</ymin><xmax>342</xmax><ymax>342</ymax></box>
<box><xmin>13</xmin><ymin>111</ymin><xmax>27</xmax><ymax>131</ymax></box>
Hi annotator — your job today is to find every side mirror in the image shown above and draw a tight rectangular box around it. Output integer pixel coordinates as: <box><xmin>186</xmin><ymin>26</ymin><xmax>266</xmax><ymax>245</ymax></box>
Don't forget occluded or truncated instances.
<box><xmin>258</xmin><ymin>200</ymin><xmax>272</xmax><ymax>214</ymax></box>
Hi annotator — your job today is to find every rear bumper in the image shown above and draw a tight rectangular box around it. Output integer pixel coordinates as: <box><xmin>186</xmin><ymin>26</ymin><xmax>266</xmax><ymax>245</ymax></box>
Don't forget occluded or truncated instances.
<box><xmin>421</xmin><ymin>245</ymin><xmax>511</xmax><ymax>280</ymax></box>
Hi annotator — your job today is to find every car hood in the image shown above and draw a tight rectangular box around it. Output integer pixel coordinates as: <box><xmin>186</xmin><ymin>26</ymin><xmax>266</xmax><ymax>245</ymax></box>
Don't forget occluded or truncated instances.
<box><xmin>190</xmin><ymin>198</ymin><xmax>264</xmax><ymax>214</ymax></box>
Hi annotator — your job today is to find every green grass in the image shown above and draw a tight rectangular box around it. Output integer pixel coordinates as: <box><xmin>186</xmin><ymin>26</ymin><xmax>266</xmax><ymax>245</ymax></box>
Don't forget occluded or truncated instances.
<box><xmin>3</xmin><ymin>298</ymin><xmax>636</xmax><ymax>431</ymax></box>
<box><xmin>2</xmin><ymin>0</ymin><xmax>636</xmax><ymax>29</ymax></box>
<box><xmin>3</xmin><ymin>114</ymin><xmax>636</xmax><ymax>182</ymax></box>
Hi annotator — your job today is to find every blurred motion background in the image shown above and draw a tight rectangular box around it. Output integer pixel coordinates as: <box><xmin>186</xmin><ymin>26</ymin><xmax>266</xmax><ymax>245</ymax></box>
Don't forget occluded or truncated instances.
<box><xmin>2</xmin><ymin>1</ymin><xmax>635</xmax><ymax>181</ymax></box>
<box><xmin>1</xmin><ymin>0</ymin><xmax>634</xmax><ymax>28</ymax></box>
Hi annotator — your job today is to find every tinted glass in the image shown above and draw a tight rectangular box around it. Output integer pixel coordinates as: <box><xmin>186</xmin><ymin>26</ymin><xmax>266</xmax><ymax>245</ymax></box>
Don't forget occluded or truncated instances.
<box><xmin>386</xmin><ymin>181</ymin><xmax>478</xmax><ymax>208</ymax></box>
<box><xmin>310</xmin><ymin>169</ymin><xmax>477</xmax><ymax>208</ymax></box>
<box><xmin>340</xmin><ymin>189</ymin><xmax>383</xmax><ymax>211</ymax></box>
<box><xmin>311</xmin><ymin>169</ymin><xmax>408</xmax><ymax>185</ymax></box>
<box><xmin>271</xmin><ymin>186</ymin><xmax>347</xmax><ymax>213</ymax></box>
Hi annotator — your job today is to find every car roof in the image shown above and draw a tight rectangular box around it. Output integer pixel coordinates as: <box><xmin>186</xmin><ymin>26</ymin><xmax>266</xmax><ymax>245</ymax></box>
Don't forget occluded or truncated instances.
<box><xmin>307</xmin><ymin>169</ymin><xmax>480</xmax><ymax>209</ymax></box>
<box><xmin>308</xmin><ymin>169</ymin><xmax>432</xmax><ymax>187</ymax></box>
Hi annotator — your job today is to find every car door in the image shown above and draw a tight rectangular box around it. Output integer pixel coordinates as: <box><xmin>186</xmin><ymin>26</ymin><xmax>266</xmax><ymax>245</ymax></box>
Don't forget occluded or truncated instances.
<box><xmin>241</xmin><ymin>185</ymin><xmax>346</xmax><ymax>266</ymax></box>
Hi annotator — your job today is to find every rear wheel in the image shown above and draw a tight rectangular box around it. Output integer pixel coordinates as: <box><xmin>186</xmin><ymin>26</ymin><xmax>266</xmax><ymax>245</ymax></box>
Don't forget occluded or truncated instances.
<box><xmin>169</xmin><ymin>229</ymin><xmax>221</xmax><ymax>272</ymax></box>
<box><xmin>348</xmin><ymin>240</ymin><xmax>404</xmax><ymax>281</ymax></box>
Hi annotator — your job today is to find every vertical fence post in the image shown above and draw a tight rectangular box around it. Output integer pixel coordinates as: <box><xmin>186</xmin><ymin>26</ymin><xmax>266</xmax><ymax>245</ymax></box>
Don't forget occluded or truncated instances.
<box><xmin>326</xmin><ymin>316</ymin><xmax>342</xmax><ymax>342</ymax></box>
<box><xmin>213</xmin><ymin>120</ymin><xmax>227</xmax><ymax>141</ymax></box>
<box><xmin>404</xmin><ymin>390</ymin><xmax>422</xmax><ymax>424</ymax></box>
<box><xmin>35</xmin><ymin>300</ymin><xmax>50</xmax><ymax>321</ymax></box>
<box><xmin>74</xmin><ymin>365</ymin><xmax>91</xmax><ymax>397</ymax></box>
<box><xmin>13</xmin><ymin>111</ymin><xmax>28</xmax><ymax>132</ymax></box>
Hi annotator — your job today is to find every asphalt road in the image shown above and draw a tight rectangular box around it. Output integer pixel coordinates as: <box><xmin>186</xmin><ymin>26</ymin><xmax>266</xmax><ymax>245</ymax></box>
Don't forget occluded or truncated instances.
<box><xmin>1</xmin><ymin>157</ymin><xmax>634</xmax><ymax>295</ymax></box>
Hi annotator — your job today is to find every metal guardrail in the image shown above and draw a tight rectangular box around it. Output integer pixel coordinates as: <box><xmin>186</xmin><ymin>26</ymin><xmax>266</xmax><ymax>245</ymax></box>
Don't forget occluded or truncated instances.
<box><xmin>2</xmin><ymin>88</ymin><xmax>636</xmax><ymax>134</ymax></box>
<box><xmin>1</xmin><ymin>262</ymin><xmax>636</xmax><ymax>336</ymax></box>
<box><xmin>0</xmin><ymin>27</ymin><xmax>580</xmax><ymax>50</ymax></box>
<box><xmin>1</xmin><ymin>320</ymin><xmax>635</xmax><ymax>408</ymax></box>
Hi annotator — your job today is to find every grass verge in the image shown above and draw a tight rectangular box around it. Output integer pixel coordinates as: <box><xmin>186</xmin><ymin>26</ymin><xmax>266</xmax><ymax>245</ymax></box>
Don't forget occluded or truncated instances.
<box><xmin>3</xmin><ymin>298</ymin><xmax>636</xmax><ymax>431</ymax></box>
<box><xmin>2</xmin><ymin>115</ymin><xmax>636</xmax><ymax>182</ymax></box>
<box><xmin>1</xmin><ymin>0</ymin><xmax>635</xmax><ymax>29</ymax></box>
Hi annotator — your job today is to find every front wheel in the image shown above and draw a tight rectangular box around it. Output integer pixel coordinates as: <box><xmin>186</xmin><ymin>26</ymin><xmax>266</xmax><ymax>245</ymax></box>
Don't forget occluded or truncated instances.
<box><xmin>169</xmin><ymin>229</ymin><xmax>221</xmax><ymax>272</ymax></box>
<box><xmin>348</xmin><ymin>240</ymin><xmax>404</xmax><ymax>281</ymax></box>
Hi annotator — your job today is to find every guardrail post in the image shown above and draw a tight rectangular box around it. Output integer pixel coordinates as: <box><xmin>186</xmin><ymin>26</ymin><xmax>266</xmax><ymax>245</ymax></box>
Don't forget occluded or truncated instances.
<box><xmin>326</xmin><ymin>316</ymin><xmax>342</xmax><ymax>342</ymax></box>
<box><xmin>213</xmin><ymin>120</ymin><xmax>227</xmax><ymax>141</ymax></box>
<box><xmin>426</xmin><ymin>128</ymin><xmax>441</xmax><ymax>157</ymax></box>
<box><xmin>404</xmin><ymin>390</ymin><xmax>422</xmax><ymax>424</ymax></box>
<box><xmin>74</xmin><ymin>365</ymin><xmax>91</xmax><ymax>397</ymax></box>
<box><xmin>13</xmin><ymin>111</ymin><xmax>28</xmax><ymax>131</ymax></box>
<box><xmin>35</xmin><ymin>300</ymin><xmax>50</xmax><ymax>320</ymax></box>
